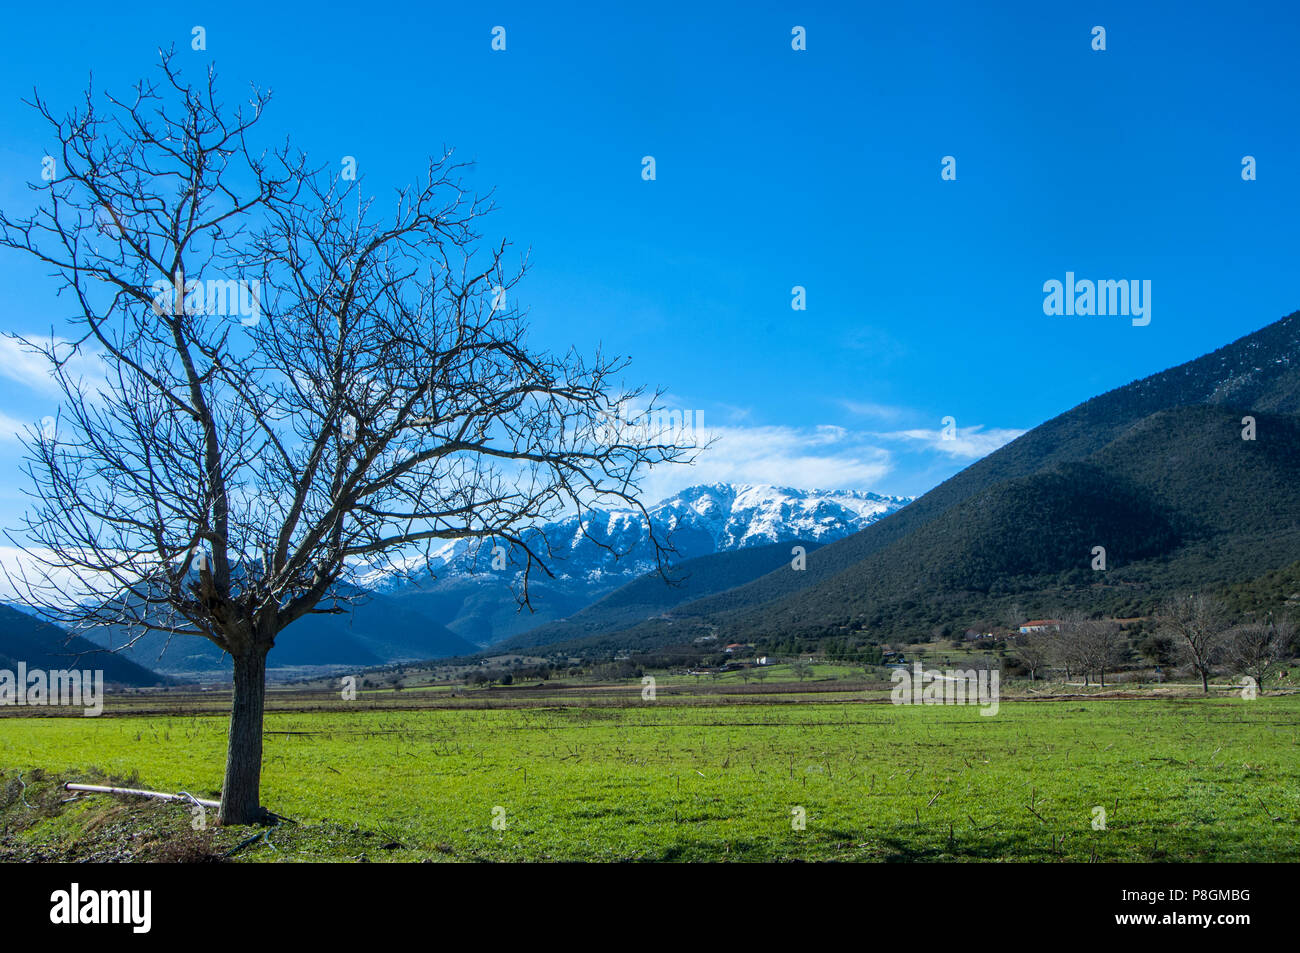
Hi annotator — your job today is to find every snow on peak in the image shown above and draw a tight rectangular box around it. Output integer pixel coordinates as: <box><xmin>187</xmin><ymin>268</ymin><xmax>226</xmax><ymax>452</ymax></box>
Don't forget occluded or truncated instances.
<box><xmin>362</xmin><ymin>483</ymin><xmax>910</xmax><ymax>588</ymax></box>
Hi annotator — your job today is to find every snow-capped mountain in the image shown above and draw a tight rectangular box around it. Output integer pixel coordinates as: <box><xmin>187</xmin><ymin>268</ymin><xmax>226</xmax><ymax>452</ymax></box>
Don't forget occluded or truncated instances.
<box><xmin>644</xmin><ymin>483</ymin><xmax>909</xmax><ymax>553</ymax></box>
<box><xmin>367</xmin><ymin>483</ymin><xmax>911</xmax><ymax>587</ymax></box>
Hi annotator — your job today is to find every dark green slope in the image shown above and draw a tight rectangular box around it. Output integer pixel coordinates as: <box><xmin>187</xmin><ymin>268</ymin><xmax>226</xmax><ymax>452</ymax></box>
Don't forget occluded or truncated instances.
<box><xmin>495</xmin><ymin>540</ymin><xmax>823</xmax><ymax>651</ymax></box>
<box><xmin>1219</xmin><ymin>556</ymin><xmax>1300</xmax><ymax>617</ymax></box>
<box><xmin>542</xmin><ymin>402</ymin><xmax>1300</xmax><ymax>654</ymax></box>
<box><xmin>710</xmin><ymin>405</ymin><xmax>1300</xmax><ymax>640</ymax></box>
<box><xmin>1088</xmin><ymin>405</ymin><xmax>1300</xmax><ymax>539</ymax></box>
<box><xmin>0</xmin><ymin>603</ymin><xmax>169</xmax><ymax>686</ymax></box>
<box><xmin>646</xmin><ymin>310</ymin><xmax>1300</xmax><ymax>625</ymax></box>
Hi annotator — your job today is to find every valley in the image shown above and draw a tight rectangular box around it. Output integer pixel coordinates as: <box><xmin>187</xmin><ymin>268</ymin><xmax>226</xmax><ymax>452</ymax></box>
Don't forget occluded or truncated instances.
<box><xmin>4</xmin><ymin>670</ymin><xmax>1295</xmax><ymax>862</ymax></box>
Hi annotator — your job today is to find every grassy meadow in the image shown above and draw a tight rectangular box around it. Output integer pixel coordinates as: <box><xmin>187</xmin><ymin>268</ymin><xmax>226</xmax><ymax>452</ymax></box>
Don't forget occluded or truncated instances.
<box><xmin>3</xmin><ymin>682</ymin><xmax>1298</xmax><ymax>862</ymax></box>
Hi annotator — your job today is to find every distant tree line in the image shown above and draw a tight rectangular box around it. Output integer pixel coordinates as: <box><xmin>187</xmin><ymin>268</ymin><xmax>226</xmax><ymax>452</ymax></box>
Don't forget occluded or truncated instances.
<box><xmin>1011</xmin><ymin>594</ymin><xmax>1294</xmax><ymax>692</ymax></box>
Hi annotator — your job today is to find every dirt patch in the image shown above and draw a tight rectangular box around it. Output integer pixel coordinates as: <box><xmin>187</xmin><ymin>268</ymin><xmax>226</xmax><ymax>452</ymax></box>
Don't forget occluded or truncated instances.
<box><xmin>0</xmin><ymin>767</ymin><xmax>226</xmax><ymax>862</ymax></box>
<box><xmin>0</xmin><ymin>768</ymin><xmax>420</xmax><ymax>863</ymax></box>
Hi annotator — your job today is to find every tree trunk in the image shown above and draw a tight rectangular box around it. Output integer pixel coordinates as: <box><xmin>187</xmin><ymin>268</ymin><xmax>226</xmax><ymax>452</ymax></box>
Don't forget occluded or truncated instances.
<box><xmin>1201</xmin><ymin>669</ymin><xmax>1209</xmax><ymax>694</ymax></box>
<box><xmin>219</xmin><ymin>646</ymin><xmax>269</xmax><ymax>825</ymax></box>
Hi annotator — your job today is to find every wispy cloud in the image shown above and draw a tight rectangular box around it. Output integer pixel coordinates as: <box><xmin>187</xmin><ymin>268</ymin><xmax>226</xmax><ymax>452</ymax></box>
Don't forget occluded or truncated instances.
<box><xmin>0</xmin><ymin>335</ymin><xmax>106</xmax><ymax>397</ymax></box>
<box><xmin>0</xmin><ymin>409</ymin><xmax>32</xmax><ymax>444</ymax></box>
<box><xmin>640</xmin><ymin>423</ymin><xmax>894</xmax><ymax>502</ymax></box>
<box><xmin>839</xmin><ymin>400</ymin><xmax>910</xmax><ymax>421</ymax></box>
<box><xmin>876</xmin><ymin>424</ymin><xmax>1027</xmax><ymax>459</ymax></box>
<box><xmin>0</xmin><ymin>545</ymin><xmax>124</xmax><ymax>606</ymax></box>
<box><xmin>634</xmin><ymin>411</ymin><xmax>1028</xmax><ymax>502</ymax></box>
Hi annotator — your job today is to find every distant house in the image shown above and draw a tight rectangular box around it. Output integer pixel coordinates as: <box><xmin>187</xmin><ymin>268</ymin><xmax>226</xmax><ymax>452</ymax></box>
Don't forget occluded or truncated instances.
<box><xmin>723</xmin><ymin>642</ymin><xmax>754</xmax><ymax>654</ymax></box>
<box><xmin>963</xmin><ymin>629</ymin><xmax>994</xmax><ymax>641</ymax></box>
<box><xmin>755</xmin><ymin>656</ymin><xmax>769</xmax><ymax>666</ymax></box>
<box><xmin>1019</xmin><ymin>619</ymin><xmax>1062</xmax><ymax>634</ymax></box>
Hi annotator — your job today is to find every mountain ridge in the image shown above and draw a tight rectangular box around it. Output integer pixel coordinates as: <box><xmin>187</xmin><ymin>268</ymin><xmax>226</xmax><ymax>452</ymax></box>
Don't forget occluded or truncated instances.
<box><xmin>505</xmin><ymin>310</ymin><xmax>1300</xmax><ymax>655</ymax></box>
<box><xmin>0</xmin><ymin>603</ymin><xmax>169</xmax><ymax>687</ymax></box>
<box><xmin>373</xmin><ymin>483</ymin><xmax>910</xmax><ymax>646</ymax></box>
<box><xmin>651</xmin><ymin>310</ymin><xmax>1300</xmax><ymax>627</ymax></box>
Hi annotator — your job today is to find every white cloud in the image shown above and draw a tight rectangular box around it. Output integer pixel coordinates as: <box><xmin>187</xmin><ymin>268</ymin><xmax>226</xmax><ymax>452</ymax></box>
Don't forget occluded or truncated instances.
<box><xmin>630</xmin><ymin>412</ymin><xmax>1027</xmax><ymax>502</ymax></box>
<box><xmin>877</xmin><ymin>425</ymin><xmax>1027</xmax><ymax>460</ymax></box>
<box><xmin>639</xmin><ymin>423</ymin><xmax>895</xmax><ymax>502</ymax></box>
<box><xmin>0</xmin><ymin>546</ymin><xmax>98</xmax><ymax>606</ymax></box>
<box><xmin>0</xmin><ymin>544</ymin><xmax>167</xmax><ymax>609</ymax></box>
<box><xmin>0</xmin><ymin>335</ymin><xmax>107</xmax><ymax>397</ymax></box>
<box><xmin>0</xmin><ymin>409</ymin><xmax>30</xmax><ymax>443</ymax></box>
<box><xmin>839</xmin><ymin>400</ymin><xmax>910</xmax><ymax>421</ymax></box>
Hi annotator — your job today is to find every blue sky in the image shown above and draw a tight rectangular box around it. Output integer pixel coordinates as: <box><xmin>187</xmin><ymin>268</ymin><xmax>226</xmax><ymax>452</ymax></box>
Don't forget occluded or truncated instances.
<box><xmin>0</xmin><ymin>0</ymin><xmax>1298</xmax><ymax>533</ymax></box>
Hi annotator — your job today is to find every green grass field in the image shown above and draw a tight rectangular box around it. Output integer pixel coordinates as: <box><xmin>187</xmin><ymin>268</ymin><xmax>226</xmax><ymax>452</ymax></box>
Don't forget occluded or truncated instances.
<box><xmin>3</xmin><ymin>689</ymin><xmax>1297</xmax><ymax>861</ymax></box>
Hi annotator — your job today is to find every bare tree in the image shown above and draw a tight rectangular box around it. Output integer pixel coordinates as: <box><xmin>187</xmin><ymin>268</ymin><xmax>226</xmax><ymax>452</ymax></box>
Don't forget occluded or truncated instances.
<box><xmin>1078</xmin><ymin>618</ymin><xmax>1123</xmax><ymax>688</ymax></box>
<box><xmin>1057</xmin><ymin>614</ymin><xmax>1122</xmax><ymax>687</ymax></box>
<box><xmin>1158</xmin><ymin>593</ymin><xmax>1230</xmax><ymax>694</ymax></box>
<box><xmin>0</xmin><ymin>53</ymin><xmax>698</xmax><ymax>823</ymax></box>
<box><xmin>1013</xmin><ymin>631</ymin><xmax>1051</xmax><ymax>682</ymax></box>
<box><xmin>1223</xmin><ymin>616</ymin><xmax>1294</xmax><ymax>695</ymax></box>
<box><xmin>1051</xmin><ymin>614</ymin><xmax>1087</xmax><ymax>683</ymax></box>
